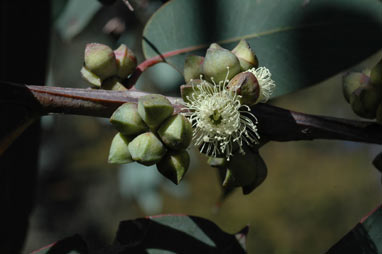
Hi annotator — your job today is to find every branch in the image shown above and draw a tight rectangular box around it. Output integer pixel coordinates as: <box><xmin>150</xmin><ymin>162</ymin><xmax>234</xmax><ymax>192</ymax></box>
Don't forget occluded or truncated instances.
<box><xmin>1</xmin><ymin>81</ymin><xmax>382</xmax><ymax>145</ymax></box>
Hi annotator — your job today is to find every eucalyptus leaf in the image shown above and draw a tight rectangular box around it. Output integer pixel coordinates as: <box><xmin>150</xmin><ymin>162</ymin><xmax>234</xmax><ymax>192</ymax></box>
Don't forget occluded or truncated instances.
<box><xmin>143</xmin><ymin>0</ymin><xmax>382</xmax><ymax>98</ymax></box>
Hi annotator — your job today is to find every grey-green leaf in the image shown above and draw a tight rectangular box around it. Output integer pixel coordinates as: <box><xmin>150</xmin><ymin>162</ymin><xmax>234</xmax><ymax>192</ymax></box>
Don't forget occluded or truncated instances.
<box><xmin>143</xmin><ymin>0</ymin><xmax>382</xmax><ymax>98</ymax></box>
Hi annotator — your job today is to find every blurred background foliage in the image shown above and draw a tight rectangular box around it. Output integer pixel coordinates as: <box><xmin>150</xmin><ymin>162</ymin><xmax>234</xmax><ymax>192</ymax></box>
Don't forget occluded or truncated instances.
<box><xmin>24</xmin><ymin>0</ymin><xmax>381</xmax><ymax>253</ymax></box>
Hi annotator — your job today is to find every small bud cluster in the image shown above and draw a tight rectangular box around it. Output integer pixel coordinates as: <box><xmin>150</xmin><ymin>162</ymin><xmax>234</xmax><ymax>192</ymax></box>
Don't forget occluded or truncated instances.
<box><xmin>81</xmin><ymin>43</ymin><xmax>137</xmax><ymax>91</ymax></box>
<box><xmin>343</xmin><ymin>58</ymin><xmax>382</xmax><ymax>123</ymax></box>
<box><xmin>108</xmin><ymin>94</ymin><xmax>193</xmax><ymax>185</ymax></box>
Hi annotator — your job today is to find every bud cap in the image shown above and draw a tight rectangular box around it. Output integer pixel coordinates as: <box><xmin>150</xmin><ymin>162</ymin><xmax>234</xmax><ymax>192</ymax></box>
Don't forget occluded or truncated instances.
<box><xmin>108</xmin><ymin>133</ymin><xmax>133</xmax><ymax>164</ymax></box>
<box><xmin>138</xmin><ymin>94</ymin><xmax>174</xmax><ymax>130</ymax></box>
<box><xmin>128</xmin><ymin>132</ymin><xmax>167</xmax><ymax>166</ymax></box>
<box><xmin>110</xmin><ymin>103</ymin><xmax>148</xmax><ymax>136</ymax></box>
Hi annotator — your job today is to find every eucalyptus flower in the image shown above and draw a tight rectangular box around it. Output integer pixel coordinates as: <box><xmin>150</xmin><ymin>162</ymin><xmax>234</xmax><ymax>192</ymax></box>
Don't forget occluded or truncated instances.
<box><xmin>183</xmin><ymin>67</ymin><xmax>275</xmax><ymax>160</ymax></box>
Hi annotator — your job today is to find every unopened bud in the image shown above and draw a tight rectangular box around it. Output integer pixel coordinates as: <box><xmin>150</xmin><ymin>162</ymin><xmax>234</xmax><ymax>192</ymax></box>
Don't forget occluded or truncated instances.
<box><xmin>110</xmin><ymin>103</ymin><xmax>148</xmax><ymax>136</ymax></box>
<box><xmin>102</xmin><ymin>77</ymin><xmax>127</xmax><ymax>91</ymax></box>
<box><xmin>350</xmin><ymin>84</ymin><xmax>381</xmax><ymax>119</ymax></box>
<box><xmin>128</xmin><ymin>132</ymin><xmax>167</xmax><ymax>166</ymax></box>
<box><xmin>183</xmin><ymin>55</ymin><xmax>204</xmax><ymax>83</ymax></box>
<box><xmin>156</xmin><ymin>150</ymin><xmax>190</xmax><ymax>184</ymax></box>
<box><xmin>114</xmin><ymin>44</ymin><xmax>137</xmax><ymax>79</ymax></box>
<box><xmin>138</xmin><ymin>94</ymin><xmax>174</xmax><ymax>130</ymax></box>
<box><xmin>81</xmin><ymin>66</ymin><xmax>102</xmax><ymax>87</ymax></box>
<box><xmin>203</xmin><ymin>46</ymin><xmax>241</xmax><ymax>84</ymax></box>
<box><xmin>158</xmin><ymin>114</ymin><xmax>192</xmax><ymax>150</ymax></box>
<box><xmin>84</xmin><ymin>43</ymin><xmax>117</xmax><ymax>80</ymax></box>
<box><xmin>342</xmin><ymin>72</ymin><xmax>369</xmax><ymax>103</ymax></box>
<box><xmin>108</xmin><ymin>133</ymin><xmax>133</xmax><ymax>164</ymax></box>
<box><xmin>232</xmin><ymin>39</ymin><xmax>259</xmax><ymax>71</ymax></box>
<box><xmin>227</xmin><ymin>72</ymin><xmax>260</xmax><ymax>105</ymax></box>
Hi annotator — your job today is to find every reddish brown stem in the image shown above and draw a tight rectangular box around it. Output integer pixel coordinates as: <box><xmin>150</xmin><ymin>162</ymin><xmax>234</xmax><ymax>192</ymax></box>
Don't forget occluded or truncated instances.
<box><xmin>1</xmin><ymin>81</ymin><xmax>382</xmax><ymax>145</ymax></box>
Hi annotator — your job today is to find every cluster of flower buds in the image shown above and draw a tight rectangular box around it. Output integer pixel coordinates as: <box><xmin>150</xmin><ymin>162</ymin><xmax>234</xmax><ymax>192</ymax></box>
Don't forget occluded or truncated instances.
<box><xmin>108</xmin><ymin>94</ymin><xmax>193</xmax><ymax>184</ymax></box>
<box><xmin>343</xmin><ymin>59</ymin><xmax>382</xmax><ymax>123</ymax></box>
<box><xmin>81</xmin><ymin>43</ymin><xmax>137</xmax><ymax>91</ymax></box>
<box><xmin>181</xmin><ymin>40</ymin><xmax>274</xmax><ymax>194</ymax></box>
<box><xmin>208</xmin><ymin>146</ymin><xmax>267</xmax><ymax>195</ymax></box>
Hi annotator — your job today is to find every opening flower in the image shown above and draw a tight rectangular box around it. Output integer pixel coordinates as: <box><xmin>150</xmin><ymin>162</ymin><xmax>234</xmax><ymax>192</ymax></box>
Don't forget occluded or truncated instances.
<box><xmin>182</xmin><ymin>67</ymin><xmax>275</xmax><ymax>160</ymax></box>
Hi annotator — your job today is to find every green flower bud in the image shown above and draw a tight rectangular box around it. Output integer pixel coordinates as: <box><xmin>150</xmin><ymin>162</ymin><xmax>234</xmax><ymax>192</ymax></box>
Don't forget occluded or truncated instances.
<box><xmin>232</xmin><ymin>39</ymin><xmax>259</xmax><ymax>71</ymax></box>
<box><xmin>110</xmin><ymin>103</ymin><xmax>148</xmax><ymax>136</ymax></box>
<box><xmin>342</xmin><ymin>72</ymin><xmax>369</xmax><ymax>103</ymax></box>
<box><xmin>376</xmin><ymin>103</ymin><xmax>382</xmax><ymax>124</ymax></box>
<box><xmin>138</xmin><ymin>94</ymin><xmax>174</xmax><ymax>130</ymax></box>
<box><xmin>84</xmin><ymin>43</ymin><xmax>117</xmax><ymax>80</ymax></box>
<box><xmin>114</xmin><ymin>44</ymin><xmax>137</xmax><ymax>79</ymax></box>
<box><xmin>156</xmin><ymin>150</ymin><xmax>190</xmax><ymax>184</ymax></box>
<box><xmin>370</xmin><ymin>58</ymin><xmax>382</xmax><ymax>88</ymax></box>
<box><xmin>183</xmin><ymin>55</ymin><xmax>204</xmax><ymax>83</ymax></box>
<box><xmin>203</xmin><ymin>46</ymin><xmax>241</xmax><ymax>84</ymax></box>
<box><xmin>227</xmin><ymin>71</ymin><xmax>260</xmax><ymax>105</ymax></box>
<box><xmin>108</xmin><ymin>133</ymin><xmax>133</xmax><ymax>164</ymax></box>
<box><xmin>128</xmin><ymin>132</ymin><xmax>167</xmax><ymax>166</ymax></box>
<box><xmin>208</xmin><ymin>43</ymin><xmax>224</xmax><ymax>50</ymax></box>
<box><xmin>180</xmin><ymin>79</ymin><xmax>213</xmax><ymax>104</ymax></box>
<box><xmin>350</xmin><ymin>84</ymin><xmax>381</xmax><ymax>119</ymax></box>
<box><xmin>80</xmin><ymin>66</ymin><xmax>102</xmax><ymax>87</ymax></box>
<box><xmin>158</xmin><ymin>114</ymin><xmax>192</xmax><ymax>150</ymax></box>
<box><xmin>102</xmin><ymin>77</ymin><xmax>127</xmax><ymax>91</ymax></box>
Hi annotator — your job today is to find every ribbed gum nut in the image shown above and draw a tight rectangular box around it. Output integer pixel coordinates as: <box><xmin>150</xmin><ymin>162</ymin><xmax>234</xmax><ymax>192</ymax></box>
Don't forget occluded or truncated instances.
<box><xmin>227</xmin><ymin>72</ymin><xmax>260</xmax><ymax>105</ymax></box>
<box><xmin>232</xmin><ymin>39</ymin><xmax>259</xmax><ymax>71</ymax></box>
<box><xmin>102</xmin><ymin>77</ymin><xmax>127</xmax><ymax>91</ymax></box>
<box><xmin>180</xmin><ymin>79</ymin><xmax>213</xmax><ymax>104</ymax></box>
<box><xmin>157</xmin><ymin>114</ymin><xmax>192</xmax><ymax>150</ymax></box>
<box><xmin>207</xmin><ymin>156</ymin><xmax>227</xmax><ymax>168</ymax></box>
<box><xmin>376</xmin><ymin>103</ymin><xmax>382</xmax><ymax>124</ymax></box>
<box><xmin>81</xmin><ymin>66</ymin><xmax>102</xmax><ymax>87</ymax></box>
<box><xmin>114</xmin><ymin>44</ymin><xmax>137</xmax><ymax>79</ymax></box>
<box><xmin>370</xmin><ymin>58</ymin><xmax>382</xmax><ymax>88</ymax></box>
<box><xmin>156</xmin><ymin>150</ymin><xmax>190</xmax><ymax>184</ymax></box>
<box><xmin>183</xmin><ymin>55</ymin><xmax>204</xmax><ymax>83</ymax></box>
<box><xmin>203</xmin><ymin>47</ymin><xmax>241</xmax><ymax>84</ymax></box>
<box><xmin>138</xmin><ymin>94</ymin><xmax>174</xmax><ymax>130</ymax></box>
<box><xmin>128</xmin><ymin>132</ymin><xmax>167</xmax><ymax>166</ymax></box>
<box><xmin>350</xmin><ymin>84</ymin><xmax>381</xmax><ymax>119</ymax></box>
<box><xmin>110</xmin><ymin>103</ymin><xmax>148</xmax><ymax>136</ymax></box>
<box><xmin>108</xmin><ymin>133</ymin><xmax>133</xmax><ymax>164</ymax></box>
<box><xmin>84</xmin><ymin>43</ymin><xmax>117</xmax><ymax>80</ymax></box>
<box><xmin>342</xmin><ymin>72</ymin><xmax>369</xmax><ymax>103</ymax></box>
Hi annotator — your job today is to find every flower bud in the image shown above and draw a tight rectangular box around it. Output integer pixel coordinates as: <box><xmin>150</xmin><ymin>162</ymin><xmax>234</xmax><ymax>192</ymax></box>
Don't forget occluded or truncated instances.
<box><xmin>370</xmin><ymin>58</ymin><xmax>382</xmax><ymax>88</ymax></box>
<box><xmin>102</xmin><ymin>77</ymin><xmax>128</xmax><ymax>91</ymax></box>
<box><xmin>227</xmin><ymin>71</ymin><xmax>260</xmax><ymax>105</ymax></box>
<box><xmin>158</xmin><ymin>114</ymin><xmax>192</xmax><ymax>150</ymax></box>
<box><xmin>350</xmin><ymin>84</ymin><xmax>381</xmax><ymax>119</ymax></box>
<box><xmin>209</xmin><ymin>43</ymin><xmax>224</xmax><ymax>50</ymax></box>
<box><xmin>80</xmin><ymin>66</ymin><xmax>102</xmax><ymax>87</ymax></box>
<box><xmin>138</xmin><ymin>94</ymin><xmax>174</xmax><ymax>130</ymax></box>
<box><xmin>84</xmin><ymin>43</ymin><xmax>117</xmax><ymax>80</ymax></box>
<box><xmin>108</xmin><ymin>133</ymin><xmax>133</xmax><ymax>164</ymax></box>
<box><xmin>128</xmin><ymin>132</ymin><xmax>167</xmax><ymax>166</ymax></box>
<box><xmin>203</xmin><ymin>46</ymin><xmax>241</xmax><ymax>84</ymax></box>
<box><xmin>232</xmin><ymin>39</ymin><xmax>259</xmax><ymax>71</ymax></box>
<box><xmin>342</xmin><ymin>72</ymin><xmax>369</xmax><ymax>103</ymax></box>
<box><xmin>114</xmin><ymin>44</ymin><xmax>137</xmax><ymax>79</ymax></box>
<box><xmin>110</xmin><ymin>103</ymin><xmax>148</xmax><ymax>136</ymax></box>
<box><xmin>156</xmin><ymin>150</ymin><xmax>190</xmax><ymax>184</ymax></box>
<box><xmin>183</xmin><ymin>55</ymin><xmax>204</xmax><ymax>83</ymax></box>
